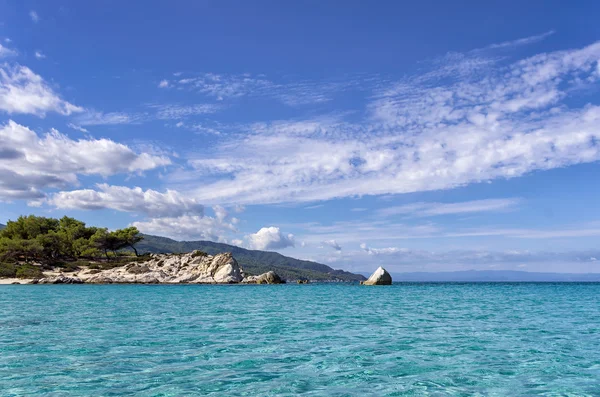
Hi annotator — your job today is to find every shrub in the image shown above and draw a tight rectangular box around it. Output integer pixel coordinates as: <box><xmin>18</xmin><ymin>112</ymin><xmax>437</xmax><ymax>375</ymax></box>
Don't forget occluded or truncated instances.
<box><xmin>0</xmin><ymin>262</ymin><xmax>17</xmax><ymax>278</ymax></box>
<box><xmin>191</xmin><ymin>250</ymin><xmax>208</xmax><ymax>258</ymax></box>
<box><xmin>52</xmin><ymin>261</ymin><xmax>82</xmax><ymax>272</ymax></box>
<box><xmin>15</xmin><ymin>264</ymin><xmax>44</xmax><ymax>279</ymax></box>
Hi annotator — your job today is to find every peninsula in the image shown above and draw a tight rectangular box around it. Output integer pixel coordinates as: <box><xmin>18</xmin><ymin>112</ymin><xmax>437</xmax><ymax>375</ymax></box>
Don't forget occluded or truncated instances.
<box><xmin>0</xmin><ymin>215</ymin><xmax>365</xmax><ymax>284</ymax></box>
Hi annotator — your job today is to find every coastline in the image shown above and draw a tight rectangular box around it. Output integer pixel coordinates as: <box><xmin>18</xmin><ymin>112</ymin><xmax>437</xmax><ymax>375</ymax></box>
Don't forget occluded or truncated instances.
<box><xmin>0</xmin><ymin>278</ymin><xmax>32</xmax><ymax>285</ymax></box>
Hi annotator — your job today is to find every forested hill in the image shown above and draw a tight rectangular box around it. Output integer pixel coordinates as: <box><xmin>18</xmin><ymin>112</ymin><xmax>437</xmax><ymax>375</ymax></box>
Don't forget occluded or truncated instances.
<box><xmin>138</xmin><ymin>234</ymin><xmax>365</xmax><ymax>281</ymax></box>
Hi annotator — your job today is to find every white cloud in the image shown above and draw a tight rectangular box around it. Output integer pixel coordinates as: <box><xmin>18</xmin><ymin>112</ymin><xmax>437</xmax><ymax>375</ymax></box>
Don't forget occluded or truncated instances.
<box><xmin>0</xmin><ymin>44</ymin><xmax>17</xmax><ymax>58</ymax></box>
<box><xmin>0</xmin><ymin>64</ymin><xmax>83</xmax><ymax>116</ymax></box>
<box><xmin>168</xmin><ymin>40</ymin><xmax>600</xmax><ymax>205</ymax></box>
<box><xmin>321</xmin><ymin>239</ymin><xmax>341</xmax><ymax>251</ymax></box>
<box><xmin>50</xmin><ymin>184</ymin><xmax>202</xmax><ymax>217</ymax></box>
<box><xmin>247</xmin><ymin>227</ymin><xmax>295</xmax><ymax>250</ymax></box>
<box><xmin>158</xmin><ymin>79</ymin><xmax>170</xmax><ymax>88</ymax></box>
<box><xmin>0</xmin><ymin>121</ymin><xmax>170</xmax><ymax>200</ymax></box>
<box><xmin>29</xmin><ymin>11</ymin><xmax>40</xmax><ymax>23</ymax></box>
<box><xmin>133</xmin><ymin>214</ymin><xmax>237</xmax><ymax>242</ymax></box>
<box><xmin>34</xmin><ymin>51</ymin><xmax>46</xmax><ymax>59</ymax></box>
<box><xmin>377</xmin><ymin>198</ymin><xmax>521</xmax><ymax>218</ymax></box>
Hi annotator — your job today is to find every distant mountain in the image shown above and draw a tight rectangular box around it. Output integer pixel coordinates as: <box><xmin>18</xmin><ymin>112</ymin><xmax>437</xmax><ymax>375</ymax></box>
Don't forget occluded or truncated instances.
<box><xmin>0</xmin><ymin>223</ymin><xmax>4</xmax><ymax>230</ymax></box>
<box><xmin>137</xmin><ymin>234</ymin><xmax>365</xmax><ymax>282</ymax></box>
<box><xmin>388</xmin><ymin>270</ymin><xmax>600</xmax><ymax>282</ymax></box>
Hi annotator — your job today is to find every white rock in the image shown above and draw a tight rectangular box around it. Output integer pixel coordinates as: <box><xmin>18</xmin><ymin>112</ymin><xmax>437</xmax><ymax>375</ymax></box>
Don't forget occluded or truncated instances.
<box><xmin>82</xmin><ymin>251</ymin><xmax>245</xmax><ymax>284</ymax></box>
<box><xmin>362</xmin><ymin>266</ymin><xmax>392</xmax><ymax>285</ymax></box>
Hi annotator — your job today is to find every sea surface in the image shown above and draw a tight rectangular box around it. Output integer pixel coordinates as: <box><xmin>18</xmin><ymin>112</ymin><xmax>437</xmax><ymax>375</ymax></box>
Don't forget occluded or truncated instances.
<box><xmin>1</xmin><ymin>283</ymin><xmax>599</xmax><ymax>396</ymax></box>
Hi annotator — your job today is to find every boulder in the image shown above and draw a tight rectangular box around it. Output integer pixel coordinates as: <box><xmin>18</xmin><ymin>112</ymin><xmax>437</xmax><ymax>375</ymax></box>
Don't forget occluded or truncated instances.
<box><xmin>243</xmin><ymin>271</ymin><xmax>285</xmax><ymax>284</ymax></box>
<box><xmin>362</xmin><ymin>267</ymin><xmax>392</xmax><ymax>285</ymax></box>
<box><xmin>127</xmin><ymin>264</ymin><xmax>151</xmax><ymax>274</ymax></box>
<box><xmin>37</xmin><ymin>276</ymin><xmax>84</xmax><ymax>284</ymax></box>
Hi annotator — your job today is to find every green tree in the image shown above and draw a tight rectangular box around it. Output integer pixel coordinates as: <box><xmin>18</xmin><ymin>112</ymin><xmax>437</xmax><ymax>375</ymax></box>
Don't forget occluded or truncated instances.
<box><xmin>35</xmin><ymin>231</ymin><xmax>67</xmax><ymax>259</ymax></box>
<box><xmin>90</xmin><ymin>229</ymin><xmax>111</xmax><ymax>259</ymax></box>
<box><xmin>114</xmin><ymin>227</ymin><xmax>144</xmax><ymax>256</ymax></box>
<box><xmin>0</xmin><ymin>237</ymin><xmax>43</xmax><ymax>262</ymax></box>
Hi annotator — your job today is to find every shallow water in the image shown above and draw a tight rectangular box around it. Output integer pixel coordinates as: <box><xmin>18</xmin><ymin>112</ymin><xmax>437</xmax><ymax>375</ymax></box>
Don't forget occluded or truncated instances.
<box><xmin>0</xmin><ymin>283</ymin><xmax>599</xmax><ymax>396</ymax></box>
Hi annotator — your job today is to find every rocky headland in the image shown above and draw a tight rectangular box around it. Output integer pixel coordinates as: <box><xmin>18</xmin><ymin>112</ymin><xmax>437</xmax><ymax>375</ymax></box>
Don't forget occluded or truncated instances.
<box><xmin>29</xmin><ymin>251</ymin><xmax>286</xmax><ymax>285</ymax></box>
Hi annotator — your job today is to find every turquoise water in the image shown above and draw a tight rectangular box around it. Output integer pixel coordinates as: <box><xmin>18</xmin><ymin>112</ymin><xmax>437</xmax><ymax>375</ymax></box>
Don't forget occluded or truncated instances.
<box><xmin>1</xmin><ymin>283</ymin><xmax>599</xmax><ymax>396</ymax></box>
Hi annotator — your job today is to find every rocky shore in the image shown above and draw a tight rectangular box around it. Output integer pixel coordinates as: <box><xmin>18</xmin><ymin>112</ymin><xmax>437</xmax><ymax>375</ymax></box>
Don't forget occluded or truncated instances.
<box><xmin>11</xmin><ymin>251</ymin><xmax>286</xmax><ymax>285</ymax></box>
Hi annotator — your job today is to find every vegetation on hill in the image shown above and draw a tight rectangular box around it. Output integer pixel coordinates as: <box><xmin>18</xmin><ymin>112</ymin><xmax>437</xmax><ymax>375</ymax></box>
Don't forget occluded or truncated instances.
<box><xmin>0</xmin><ymin>215</ymin><xmax>144</xmax><ymax>278</ymax></box>
<box><xmin>137</xmin><ymin>234</ymin><xmax>365</xmax><ymax>281</ymax></box>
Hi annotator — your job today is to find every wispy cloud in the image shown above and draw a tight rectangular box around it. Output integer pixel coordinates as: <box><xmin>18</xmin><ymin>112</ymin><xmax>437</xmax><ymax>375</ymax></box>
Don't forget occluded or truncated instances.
<box><xmin>162</xmin><ymin>40</ymin><xmax>600</xmax><ymax>206</ymax></box>
<box><xmin>305</xmin><ymin>204</ymin><xmax>324</xmax><ymax>209</ymax></box>
<box><xmin>34</xmin><ymin>50</ymin><xmax>46</xmax><ymax>59</ymax></box>
<box><xmin>151</xmin><ymin>103</ymin><xmax>220</xmax><ymax>119</ymax></box>
<box><xmin>485</xmin><ymin>30</ymin><xmax>555</xmax><ymax>50</ymax></box>
<box><xmin>163</xmin><ymin>72</ymin><xmax>360</xmax><ymax>106</ymax></box>
<box><xmin>66</xmin><ymin>123</ymin><xmax>88</xmax><ymax>133</ymax></box>
<box><xmin>376</xmin><ymin>198</ymin><xmax>521</xmax><ymax>218</ymax></box>
<box><xmin>75</xmin><ymin>110</ymin><xmax>141</xmax><ymax>126</ymax></box>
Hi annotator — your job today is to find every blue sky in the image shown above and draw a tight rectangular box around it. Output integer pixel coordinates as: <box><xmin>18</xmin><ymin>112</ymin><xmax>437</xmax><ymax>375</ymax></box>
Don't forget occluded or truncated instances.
<box><xmin>1</xmin><ymin>1</ymin><xmax>600</xmax><ymax>273</ymax></box>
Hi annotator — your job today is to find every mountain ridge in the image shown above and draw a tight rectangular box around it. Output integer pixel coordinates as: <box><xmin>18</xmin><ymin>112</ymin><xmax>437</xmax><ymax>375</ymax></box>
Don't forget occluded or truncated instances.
<box><xmin>385</xmin><ymin>270</ymin><xmax>600</xmax><ymax>282</ymax></box>
<box><xmin>137</xmin><ymin>234</ymin><xmax>365</xmax><ymax>281</ymax></box>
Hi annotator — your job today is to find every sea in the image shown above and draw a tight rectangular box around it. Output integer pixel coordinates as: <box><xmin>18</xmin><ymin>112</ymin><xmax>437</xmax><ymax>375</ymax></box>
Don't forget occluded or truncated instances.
<box><xmin>1</xmin><ymin>283</ymin><xmax>599</xmax><ymax>396</ymax></box>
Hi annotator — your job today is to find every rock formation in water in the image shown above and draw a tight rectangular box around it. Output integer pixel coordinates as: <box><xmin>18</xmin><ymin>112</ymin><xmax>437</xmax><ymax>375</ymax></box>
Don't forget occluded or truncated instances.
<box><xmin>242</xmin><ymin>271</ymin><xmax>285</xmax><ymax>284</ymax></box>
<box><xmin>362</xmin><ymin>266</ymin><xmax>392</xmax><ymax>285</ymax></box>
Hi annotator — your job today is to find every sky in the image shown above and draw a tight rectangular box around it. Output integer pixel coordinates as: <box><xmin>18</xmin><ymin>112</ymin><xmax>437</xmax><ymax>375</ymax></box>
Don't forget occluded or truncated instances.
<box><xmin>1</xmin><ymin>0</ymin><xmax>600</xmax><ymax>274</ymax></box>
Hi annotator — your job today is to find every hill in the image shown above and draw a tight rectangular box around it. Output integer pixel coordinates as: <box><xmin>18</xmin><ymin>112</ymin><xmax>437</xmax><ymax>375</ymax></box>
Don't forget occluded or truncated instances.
<box><xmin>389</xmin><ymin>270</ymin><xmax>600</xmax><ymax>282</ymax></box>
<box><xmin>137</xmin><ymin>234</ymin><xmax>365</xmax><ymax>281</ymax></box>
